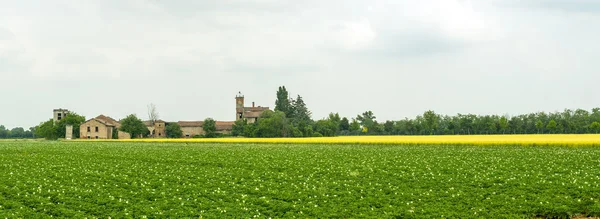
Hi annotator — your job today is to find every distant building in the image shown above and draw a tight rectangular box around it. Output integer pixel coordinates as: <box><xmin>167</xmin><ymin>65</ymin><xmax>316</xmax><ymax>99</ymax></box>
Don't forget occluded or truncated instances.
<box><xmin>235</xmin><ymin>92</ymin><xmax>269</xmax><ymax>123</ymax></box>
<box><xmin>177</xmin><ymin>121</ymin><xmax>234</xmax><ymax>138</ymax></box>
<box><xmin>145</xmin><ymin>120</ymin><xmax>166</xmax><ymax>138</ymax></box>
<box><xmin>53</xmin><ymin>108</ymin><xmax>69</xmax><ymax>122</ymax></box>
<box><xmin>79</xmin><ymin>115</ymin><xmax>119</xmax><ymax>139</ymax></box>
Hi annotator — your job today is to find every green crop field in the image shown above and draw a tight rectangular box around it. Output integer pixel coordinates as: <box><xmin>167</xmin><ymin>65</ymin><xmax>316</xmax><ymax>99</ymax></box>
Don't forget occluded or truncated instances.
<box><xmin>1</xmin><ymin>141</ymin><xmax>599</xmax><ymax>218</ymax></box>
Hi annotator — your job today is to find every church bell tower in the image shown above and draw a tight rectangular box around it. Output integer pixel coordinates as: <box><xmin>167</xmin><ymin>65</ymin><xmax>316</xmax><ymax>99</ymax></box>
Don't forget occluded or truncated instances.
<box><xmin>235</xmin><ymin>92</ymin><xmax>244</xmax><ymax>120</ymax></box>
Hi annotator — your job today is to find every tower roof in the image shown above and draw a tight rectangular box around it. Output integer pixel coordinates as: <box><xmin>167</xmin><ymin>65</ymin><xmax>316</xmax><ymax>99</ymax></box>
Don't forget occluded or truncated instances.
<box><xmin>236</xmin><ymin>91</ymin><xmax>244</xmax><ymax>98</ymax></box>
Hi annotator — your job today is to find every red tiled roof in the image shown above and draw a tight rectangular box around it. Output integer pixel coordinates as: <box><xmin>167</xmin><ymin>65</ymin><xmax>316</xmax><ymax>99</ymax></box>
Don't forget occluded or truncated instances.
<box><xmin>82</xmin><ymin>118</ymin><xmax>116</xmax><ymax>127</ymax></box>
<box><xmin>216</xmin><ymin>121</ymin><xmax>235</xmax><ymax>131</ymax></box>
<box><xmin>178</xmin><ymin>121</ymin><xmax>204</xmax><ymax>127</ymax></box>
<box><xmin>95</xmin><ymin>115</ymin><xmax>120</xmax><ymax>127</ymax></box>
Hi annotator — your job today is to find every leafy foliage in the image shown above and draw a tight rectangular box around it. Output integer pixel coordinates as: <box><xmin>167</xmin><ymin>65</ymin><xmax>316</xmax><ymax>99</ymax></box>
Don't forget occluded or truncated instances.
<box><xmin>165</xmin><ymin>123</ymin><xmax>183</xmax><ymax>138</ymax></box>
<box><xmin>119</xmin><ymin>114</ymin><xmax>149</xmax><ymax>139</ymax></box>
<box><xmin>231</xmin><ymin>119</ymin><xmax>247</xmax><ymax>137</ymax></box>
<box><xmin>274</xmin><ymin>86</ymin><xmax>292</xmax><ymax>118</ymax></box>
<box><xmin>35</xmin><ymin>119</ymin><xmax>59</xmax><ymax>140</ymax></box>
<box><xmin>0</xmin><ymin>141</ymin><xmax>599</xmax><ymax>218</ymax></box>
<box><xmin>55</xmin><ymin>112</ymin><xmax>86</xmax><ymax>138</ymax></box>
<box><xmin>203</xmin><ymin>118</ymin><xmax>217</xmax><ymax>138</ymax></box>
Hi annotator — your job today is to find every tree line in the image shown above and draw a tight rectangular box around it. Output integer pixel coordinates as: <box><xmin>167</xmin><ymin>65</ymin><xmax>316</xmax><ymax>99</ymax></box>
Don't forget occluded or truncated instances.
<box><xmin>17</xmin><ymin>85</ymin><xmax>600</xmax><ymax>139</ymax></box>
<box><xmin>0</xmin><ymin>126</ymin><xmax>36</xmax><ymax>139</ymax></box>
<box><xmin>231</xmin><ymin>86</ymin><xmax>600</xmax><ymax>137</ymax></box>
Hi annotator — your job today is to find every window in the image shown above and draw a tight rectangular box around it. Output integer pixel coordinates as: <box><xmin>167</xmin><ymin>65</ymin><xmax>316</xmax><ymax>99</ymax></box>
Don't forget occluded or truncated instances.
<box><xmin>238</xmin><ymin>113</ymin><xmax>243</xmax><ymax>119</ymax></box>
<box><xmin>57</xmin><ymin>113</ymin><xmax>62</xmax><ymax>120</ymax></box>
<box><xmin>95</xmin><ymin>127</ymin><xmax>99</xmax><ymax>132</ymax></box>
<box><xmin>87</xmin><ymin>127</ymin><xmax>91</xmax><ymax>132</ymax></box>
<box><xmin>95</xmin><ymin>136</ymin><xmax>98</xmax><ymax>139</ymax></box>
<box><xmin>158</xmin><ymin>133</ymin><xmax>161</xmax><ymax>136</ymax></box>
<box><xmin>87</xmin><ymin>136</ymin><xmax>90</xmax><ymax>139</ymax></box>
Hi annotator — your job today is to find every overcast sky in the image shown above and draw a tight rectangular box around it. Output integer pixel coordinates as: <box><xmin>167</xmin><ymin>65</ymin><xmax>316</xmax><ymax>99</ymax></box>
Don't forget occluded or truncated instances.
<box><xmin>1</xmin><ymin>0</ymin><xmax>599</xmax><ymax>128</ymax></box>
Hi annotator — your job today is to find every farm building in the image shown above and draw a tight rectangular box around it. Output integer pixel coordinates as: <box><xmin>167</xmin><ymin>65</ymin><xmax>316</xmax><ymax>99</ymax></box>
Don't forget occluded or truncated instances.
<box><xmin>178</xmin><ymin>121</ymin><xmax>235</xmax><ymax>138</ymax></box>
<box><xmin>235</xmin><ymin>92</ymin><xmax>269</xmax><ymax>123</ymax></box>
<box><xmin>79</xmin><ymin>115</ymin><xmax>119</xmax><ymax>139</ymax></box>
<box><xmin>73</xmin><ymin>93</ymin><xmax>268</xmax><ymax>139</ymax></box>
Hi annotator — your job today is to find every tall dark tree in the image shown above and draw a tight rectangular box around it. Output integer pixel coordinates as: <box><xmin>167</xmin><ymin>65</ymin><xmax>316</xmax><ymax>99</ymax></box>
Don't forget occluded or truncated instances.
<box><xmin>291</xmin><ymin>95</ymin><xmax>312</xmax><ymax>124</ymax></box>
<box><xmin>275</xmin><ymin>86</ymin><xmax>293</xmax><ymax>118</ymax></box>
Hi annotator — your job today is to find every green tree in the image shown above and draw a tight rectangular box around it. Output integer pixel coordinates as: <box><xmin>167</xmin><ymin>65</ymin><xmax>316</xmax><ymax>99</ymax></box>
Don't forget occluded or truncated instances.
<box><xmin>590</xmin><ymin>122</ymin><xmax>600</xmax><ymax>134</ymax></box>
<box><xmin>203</xmin><ymin>118</ymin><xmax>217</xmax><ymax>138</ymax></box>
<box><xmin>275</xmin><ymin>86</ymin><xmax>293</xmax><ymax>118</ymax></box>
<box><xmin>0</xmin><ymin>125</ymin><xmax>8</xmax><ymax>138</ymax></box>
<box><xmin>254</xmin><ymin>110</ymin><xmax>292</xmax><ymax>138</ymax></box>
<box><xmin>384</xmin><ymin>121</ymin><xmax>395</xmax><ymax>134</ymax></box>
<box><xmin>120</xmin><ymin>114</ymin><xmax>149</xmax><ymax>139</ymax></box>
<box><xmin>339</xmin><ymin>117</ymin><xmax>350</xmax><ymax>132</ymax></box>
<box><xmin>166</xmin><ymin>123</ymin><xmax>183</xmax><ymax>138</ymax></box>
<box><xmin>357</xmin><ymin>111</ymin><xmax>376</xmax><ymax>133</ymax></box>
<box><xmin>29</xmin><ymin>127</ymin><xmax>37</xmax><ymax>139</ymax></box>
<box><xmin>314</xmin><ymin>119</ymin><xmax>337</xmax><ymax>137</ymax></box>
<box><xmin>535</xmin><ymin>120</ymin><xmax>544</xmax><ymax>134</ymax></box>
<box><xmin>36</xmin><ymin>119</ymin><xmax>58</xmax><ymax>140</ymax></box>
<box><xmin>546</xmin><ymin>120</ymin><xmax>557</xmax><ymax>134</ymax></box>
<box><xmin>56</xmin><ymin>112</ymin><xmax>86</xmax><ymax>139</ymax></box>
<box><xmin>291</xmin><ymin>95</ymin><xmax>311</xmax><ymax>124</ymax></box>
<box><xmin>327</xmin><ymin>113</ymin><xmax>341</xmax><ymax>134</ymax></box>
<box><xmin>9</xmin><ymin>127</ymin><xmax>25</xmax><ymax>138</ymax></box>
<box><xmin>423</xmin><ymin>110</ymin><xmax>439</xmax><ymax>135</ymax></box>
<box><xmin>112</xmin><ymin>127</ymin><xmax>119</xmax><ymax>139</ymax></box>
<box><xmin>350</xmin><ymin>119</ymin><xmax>361</xmax><ymax>133</ymax></box>
<box><xmin>499</xmin><ymin>116</ymin><xmax>509</xmax><ymax>134</ymax></box>
<box><xmin>232</xmin><ymin>119</ymin><xmax>247</xmax><ymax>137</ymax></box>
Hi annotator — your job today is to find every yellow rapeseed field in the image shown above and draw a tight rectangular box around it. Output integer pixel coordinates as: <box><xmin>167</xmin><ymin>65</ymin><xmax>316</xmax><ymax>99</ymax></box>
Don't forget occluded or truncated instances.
<box><xmin>78</xmin><ymin>134</ymin><xmax>600</xmax><ymax>146</ymax></box>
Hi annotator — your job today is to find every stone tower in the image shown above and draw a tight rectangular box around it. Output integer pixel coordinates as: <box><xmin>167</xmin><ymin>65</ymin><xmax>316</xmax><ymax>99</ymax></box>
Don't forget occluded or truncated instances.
<box><xmin>236</xmin><ymin>92</ymin><xmax>244</xmax><ymax>120</ymax></box>
<box><xmin>53</xmin><ymin>108</ymin><xmax>69</xmax><ymax>123</ymax></box>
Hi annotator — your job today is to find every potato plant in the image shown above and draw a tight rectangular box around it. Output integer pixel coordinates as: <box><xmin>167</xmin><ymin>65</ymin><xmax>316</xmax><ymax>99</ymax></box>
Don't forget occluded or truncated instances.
<box><xmin>0</xmin><ymin>141</ymin><xmax>599</xmax><ymax>218</ymax></box>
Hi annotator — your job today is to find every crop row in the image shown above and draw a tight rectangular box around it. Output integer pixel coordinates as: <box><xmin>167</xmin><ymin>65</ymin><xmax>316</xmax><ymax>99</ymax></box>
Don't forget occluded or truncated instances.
<box><xmin>0</xmin><ymin>141</ymin><xmax>599</xmax><ymax>218</ymax></box>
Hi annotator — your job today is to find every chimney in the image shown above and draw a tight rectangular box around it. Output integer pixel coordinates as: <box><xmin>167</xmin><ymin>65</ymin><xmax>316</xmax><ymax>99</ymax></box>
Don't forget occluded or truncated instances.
<box><xmin>252</xmin><ymin>102</ymin><xmax>255</xmax><ymax>107</ymax></box>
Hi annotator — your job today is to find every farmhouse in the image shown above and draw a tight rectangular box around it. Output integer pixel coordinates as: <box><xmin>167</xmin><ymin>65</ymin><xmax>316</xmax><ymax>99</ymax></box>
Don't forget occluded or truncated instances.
<box><xmin>79</xmin><ymin>115</ymin><xmax>119</xmax><ymax>139</ymax></box>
